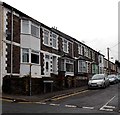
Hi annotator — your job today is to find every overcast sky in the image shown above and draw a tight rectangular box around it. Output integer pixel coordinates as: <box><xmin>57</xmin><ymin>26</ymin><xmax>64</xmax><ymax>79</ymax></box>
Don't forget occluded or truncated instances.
<box><xmin>1</xmin><ymin>0</ymin><xmax>119</xmax><ymax>62</ymax></box>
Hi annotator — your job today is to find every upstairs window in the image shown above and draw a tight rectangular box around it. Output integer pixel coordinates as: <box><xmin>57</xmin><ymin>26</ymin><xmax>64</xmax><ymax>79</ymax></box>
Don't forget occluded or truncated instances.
<box><xmin>86</xmin><ymin>48</ymin><xmax>89</xmax><ymax>57</ymax></box>
<box><xmin>52</xmin><ymin>33</ymin><xmax>57</xmax><ymax>48</ymax></box>
<box><xmin>92</xmin><ymin>52</ymin><xmax>95</xmax><ymax>61</ymax></box>
<box><xmin>63</xmin><ymin>39</ymin><xmax>68</xmax><ymax>53</ymax></box>
<box><xmin>88</xmin><ymin>50</ymin><xmax>91</xmax><ymax>59</ymax></box>
<box><xmin>21</xmin><ymin>20</ymin><xmax>40</xmax><ymax>38</ymax></box>
<box><xmin>22</xmin><ymin>48</ymin><xmax>29</xmax><ymax>63</ymax></box>
<box><xmin>99</xmin><ymin>56</ymin><xmax>102</xmax><ymax>63</ymax></box>
<box><xmin>21</xmin><ymin>20</ymin><xmax>30</xmax><ymax>34</ymax></box>
<box><xmin>78</xmin><ymin>44</ymin><xmax>81</xmax><ymax>55</ymax></box>
<box><xmin>84</xmin><ymin>47</ymin><xmax>87</xmax><ymax>57</ymax></box>
<box><xmin>31</xmin><ymin>23</ymin><xmax>39</xmax><ymax>38</ymax></box>
<box><xmin>43</xmin><ymin>29</ymin><xmax>49</xmax><ymax>45</ymax></box>
<box><xmin>81</xmin><ymin>46</ymin><xmax>84</xmax><ymax>56</ymax></box>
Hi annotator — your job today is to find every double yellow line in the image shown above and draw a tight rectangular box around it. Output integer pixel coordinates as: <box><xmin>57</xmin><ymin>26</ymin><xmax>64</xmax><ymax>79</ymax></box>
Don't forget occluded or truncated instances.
<box><xmin>51</xmin><ymin>90</ymin><xmax>89</xmax><ymax>101</ymax></box>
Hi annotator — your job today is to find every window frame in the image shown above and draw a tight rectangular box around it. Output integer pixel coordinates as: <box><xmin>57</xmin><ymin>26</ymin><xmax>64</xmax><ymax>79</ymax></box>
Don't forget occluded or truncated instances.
<box><xmin>63</xmin><ymin>39</ymin><xmax>68</xmax><ymax>53</ymax></box>
<box><xmin>21</xmin><ymin>20</ymin><xmax>30</xmax><ymax>34</ymax></box>
<box><xmin>31</xmin><ymin>50</ymin><xmax>40</xmax><ymax>64</ymax></box>
<box><xmin>52</xmin><ymin>33</ymin><xmax>58</xmax><ymax>49</ymax></box>
<box><xmin>78</xmin><ymin>44</ymin><xmax>81</xmax><ymax>55</ymax></box>
<box><xmin>65</xmin><ymin>59</ymin><xmax>74</xmax><ymax>72</ymax></box>
<box><xmin>78</xmin><ymin>60</ymin><xmax>87</xmax><ymax>73</ymax></box>
<box><xmin>31</xmin><ymin>23</ymin><xmax>40</xmax><ymax>38</ymax></box>
<box><xmin>43</xmin><ymin>29</ymin><xmax>50</xmax><ymax>46</ymax></box>
<box><xmin>22</xmin><ymin>48</ymin><xmax>29</xmax><ymax>63</ymax></box>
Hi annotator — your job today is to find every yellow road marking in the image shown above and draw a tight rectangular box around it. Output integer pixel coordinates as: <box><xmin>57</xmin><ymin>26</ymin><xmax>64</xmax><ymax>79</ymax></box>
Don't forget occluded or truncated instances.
<box><xmin>52</xmin><ymin>90</ymin><xmax>89</xmax><ymax>101</ymax></box>
<box><xmin>0</xmin><ymin>98</ymin><xmax>12</xmax><ymax>102</ymax></box>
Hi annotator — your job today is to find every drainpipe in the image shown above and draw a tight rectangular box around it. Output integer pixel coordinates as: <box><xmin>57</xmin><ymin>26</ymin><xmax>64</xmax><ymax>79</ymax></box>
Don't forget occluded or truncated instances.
<box><xmin>10</xmin><ymin>8</ymin><xmax>13</xmax><ymax>78</ymax></box>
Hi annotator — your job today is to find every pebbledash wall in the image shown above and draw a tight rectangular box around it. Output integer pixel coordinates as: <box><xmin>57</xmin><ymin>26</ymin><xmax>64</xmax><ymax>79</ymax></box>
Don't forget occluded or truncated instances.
<box><xmin>0</xmin><ymin>2</ymin><xmax>118</xmax><ymax>94</ymax></box>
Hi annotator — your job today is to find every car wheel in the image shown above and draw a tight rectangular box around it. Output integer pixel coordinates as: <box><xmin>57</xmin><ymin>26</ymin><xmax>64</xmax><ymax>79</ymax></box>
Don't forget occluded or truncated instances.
<box><xmin>103</xmin><ymin>83</ymin><xmax>106</xmax><ymax>88</ymax></box>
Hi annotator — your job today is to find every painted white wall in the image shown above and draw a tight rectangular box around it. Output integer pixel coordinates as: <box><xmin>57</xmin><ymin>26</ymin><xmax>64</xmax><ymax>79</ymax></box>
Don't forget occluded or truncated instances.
<box><xmin>20</xmin><ymin>64</ymin><xmax>41</xmax><ymax>78</ymax></box>
<box><xmin>21</xmin><ymin>35</ymin><xmax>40</xmax><ymax>50</ymax></box>
<box><xmin>20</xmin><ymin>32</ymin><xmax>41</xmax><ymax>78</ymax></box>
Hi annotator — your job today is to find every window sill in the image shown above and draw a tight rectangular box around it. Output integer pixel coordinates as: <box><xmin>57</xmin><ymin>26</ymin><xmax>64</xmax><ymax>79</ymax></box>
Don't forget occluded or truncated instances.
<box><xmin>21</xmin><ymin>62</ymin><xmax>40</xmax><ymax>66</ymax></box>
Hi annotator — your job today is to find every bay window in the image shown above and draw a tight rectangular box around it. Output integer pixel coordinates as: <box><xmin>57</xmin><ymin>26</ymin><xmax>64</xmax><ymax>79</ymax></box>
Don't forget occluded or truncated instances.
<box><xmin>66</xmin><ymin>59</ymin><xmax>74</xmax><ymax>72</ymax></box>
<box><xmin>78</xmin><ymin>60</ymin><xmax>87</xmax><ymax>73</ymax></box>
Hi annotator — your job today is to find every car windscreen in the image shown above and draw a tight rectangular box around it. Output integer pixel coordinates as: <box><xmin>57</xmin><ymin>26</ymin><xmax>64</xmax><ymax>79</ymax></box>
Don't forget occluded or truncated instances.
<box><xmin>91</xmin><ymin>74</ymin><xmax>104</xmax><ymax>80</ymax></box>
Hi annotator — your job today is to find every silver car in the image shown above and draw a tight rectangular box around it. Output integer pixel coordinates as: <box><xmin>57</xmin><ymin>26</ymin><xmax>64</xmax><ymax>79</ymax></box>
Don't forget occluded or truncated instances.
<box><xmin>88</xmin><ymin>74</ymin><xmax>110</xmax><ymax>89</ymax></box>
<box><xmin>108</xmin><ymin>74</ymin><xmax>119</xmax><ymax>84</ymax></box>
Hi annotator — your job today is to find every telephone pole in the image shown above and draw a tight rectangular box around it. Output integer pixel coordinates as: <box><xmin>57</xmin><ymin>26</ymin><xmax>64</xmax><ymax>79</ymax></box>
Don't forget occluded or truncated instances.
<box><xmin>107</xmin><ymin>47</ymin><xmax>110</xmax><ymax>75</ymax></box>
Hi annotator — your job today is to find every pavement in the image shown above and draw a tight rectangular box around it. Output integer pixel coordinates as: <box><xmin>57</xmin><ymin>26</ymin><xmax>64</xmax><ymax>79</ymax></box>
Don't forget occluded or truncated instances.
<box><xmin>1</xmin><ymin>86</ymin><xmax>88</xmax><ymax>103</ymax></box>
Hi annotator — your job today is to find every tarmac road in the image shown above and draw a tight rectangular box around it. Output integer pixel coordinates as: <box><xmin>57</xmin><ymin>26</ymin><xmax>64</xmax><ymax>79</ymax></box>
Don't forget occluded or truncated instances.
<box><xmin>2</xmin><ymin>83</ymin><xmax>120</xmax><ymax>114</ymax></box>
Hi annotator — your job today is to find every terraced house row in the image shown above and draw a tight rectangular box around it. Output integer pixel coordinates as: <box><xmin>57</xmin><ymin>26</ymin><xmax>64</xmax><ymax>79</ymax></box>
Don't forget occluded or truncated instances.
<box><xmin>0</xmin><ymin>2</ymin><xmax>118</xmax><ymax>94</ymax></box>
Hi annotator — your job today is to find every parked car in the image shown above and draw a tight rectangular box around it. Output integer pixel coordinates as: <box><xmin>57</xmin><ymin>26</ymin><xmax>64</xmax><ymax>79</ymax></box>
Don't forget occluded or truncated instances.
<box><xmin>88</xmin><ymin>74</ymin><xmax>110</xmax><ymax>89</ymax></box>
<box><xmin>116</xmin><ymin>74</ymin><xmax>120</xmax><ymax>82</ymax></box>
<box><xmin>107</xmin><ymin>74</ymin><xmax>119</xmax><ymax>84</ymax></box>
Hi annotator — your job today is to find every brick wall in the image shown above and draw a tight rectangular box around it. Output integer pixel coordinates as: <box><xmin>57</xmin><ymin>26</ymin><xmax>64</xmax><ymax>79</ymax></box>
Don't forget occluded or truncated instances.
<box><xmin>13</xmin><ymin>15</ymin><xmax>20</xmax><ymax>43</ymax></box>
<box><xmin>12</xmin><ymin>45</ymin><xmax>20</xmax><ymax>74</ymax></box>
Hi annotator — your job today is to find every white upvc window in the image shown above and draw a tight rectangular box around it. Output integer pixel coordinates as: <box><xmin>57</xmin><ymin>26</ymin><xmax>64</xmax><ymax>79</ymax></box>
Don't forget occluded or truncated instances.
<box><xmin>52</xmin><ymin>33</ymin><xmax>58</xmax><ymax>49</ymax></box>
<box><xmin>92</xmin><ymin>52</ymin><xmax>95</xmax><ymax>61</ymax></box>
<box><xmin>60</xmin><ymin>59</ymin><xmax>74</xmax><ymax>72</ymax></box>
<box><xmin>84</xmin><ymin>47</ymin><xmax>87</xmax><ymax>57</ymax></box>
<box><xmin>31</xmin><ymin>23</ymin><xmax>40</xmax><ymax>38</ymax></box>
<box><xmin>78</xmin><ymin>44</ymin><xmax>81</xmax><ymax>55</ymax></box>
<box><xmin>43</xmin><ymin>29</ymin><xmax>50</xmax><ymax>46</ymax></box>
<box><xmin>81</xmin><ymin>46</ymin><xmax>84</xmax><ymax>56</ymax></box>
<box><xmin>88</xmin><ymin>50</ymin><xmax>91</xmax><ymax>59</ymax></box>
<box><xmin>21</xmin><ymin>20</ymin><xmax>40</xmax><ymax>38</ymax></box>
<box><xmin>66</xmin><ymin>59</ymin><xmax>74</xmax><ymax>72</ymax></box>
<box><xmin>22</xmin><ymin>48</ymin><xmax>29</xmax><ymax>63</ymax></box>
<box><xmin>31</xmin><ymin>50</ymin><xmax>40</xmax><ymax>64</ymax></box>
<box><xmin>63</xmin><ymin>39</ymin><xmax>68</xmax><ymax>53</ymax></box>
<box><xmin>52</xmin><ymin>56</ymin><xmax>57</xmax><ymax>73</ymax></box>
<box><xmin>86</xmin><ymin>48</ymin><xmax>89</xmax><ymax>57</ymax></box>
<box><xmin>21</xmin><ymin>20</ymin><xmax>30</xmax><ymax>34</ymax></box>
<box><xmin>22</xmin><ymin>48</ymin><xmax>40</xmax><ymax>64</ymax></box>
